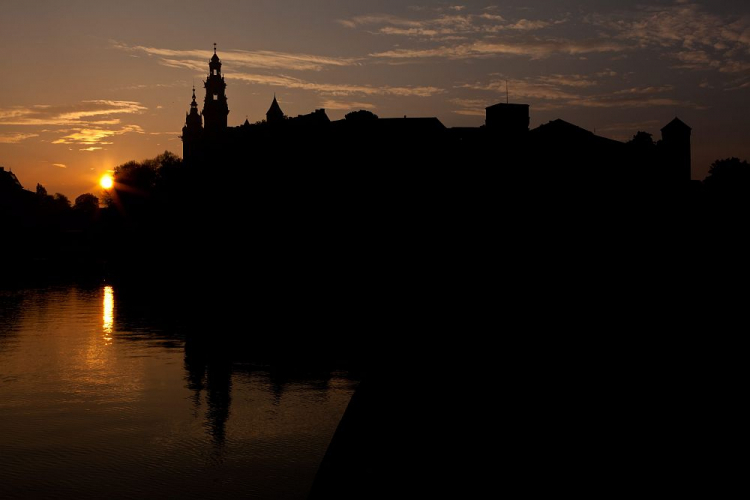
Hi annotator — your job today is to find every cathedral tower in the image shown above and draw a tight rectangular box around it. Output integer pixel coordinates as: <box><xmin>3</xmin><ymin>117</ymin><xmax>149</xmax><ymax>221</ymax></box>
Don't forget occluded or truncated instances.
<box><xmin>203</xmin><ymin>44</ymin><xmax>229</xmax><ymax>132</ymax></box>
<box><xmin>181</xmin><ymin>86</ymin><xmax>203</xmax><ymax>163</ymax></box>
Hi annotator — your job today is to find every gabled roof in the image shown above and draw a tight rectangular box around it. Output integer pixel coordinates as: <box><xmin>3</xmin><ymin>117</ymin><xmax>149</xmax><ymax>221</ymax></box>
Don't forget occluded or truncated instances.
<box><xmin>661</xmin><ymin>117</ymin><xmax>692</xmax><ymax>133</ymax></box>
<box><xmin>531</xmin><ymin>119</ymin><xmax>593</xmax><ymax>138</ymax></box>
<box><xmin>530</xmin><ymin>119</ymin><xmax>624</xmax><ymax>148</ymax></box>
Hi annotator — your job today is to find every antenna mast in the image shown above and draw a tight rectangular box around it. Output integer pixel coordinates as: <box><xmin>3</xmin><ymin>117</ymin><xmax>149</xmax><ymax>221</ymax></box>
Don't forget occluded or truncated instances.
<box><xmin>506</xmin><ymin>80</ymin><xmax>509</xmax><ymax>104</ymax></box>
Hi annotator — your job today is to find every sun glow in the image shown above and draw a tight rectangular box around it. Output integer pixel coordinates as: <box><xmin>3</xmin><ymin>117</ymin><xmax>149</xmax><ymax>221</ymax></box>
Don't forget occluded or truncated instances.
<box><xmin>100</xmin><ymin>174</ymin><xmax>114</xmax><ymax>189</ymax></box>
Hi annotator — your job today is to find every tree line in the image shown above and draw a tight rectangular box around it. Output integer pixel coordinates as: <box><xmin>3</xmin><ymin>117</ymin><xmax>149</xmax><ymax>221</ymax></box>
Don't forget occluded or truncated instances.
<box><xmin>2</xmin><ymin>147</ymin><xmax>750</xmax><ymax>281</ymax></box>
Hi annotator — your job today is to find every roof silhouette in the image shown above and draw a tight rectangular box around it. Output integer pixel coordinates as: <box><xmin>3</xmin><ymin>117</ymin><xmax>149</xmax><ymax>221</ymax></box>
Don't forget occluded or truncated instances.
<box><xmin>267</xmin><ymin>96</ymin><xmax>283</xmax><ymax>117</ymax></box>
<box><xmin>530</xmin><ymin>119</ymin><xmax>624</xmax><ymax>151</ymax></box>
<box><xmin>662</xmin><ymin>118</ymin><xmax>692</xmax><ymax>133</ymax></box>
<box><xmin>0</xmin><ymin>166</ymin><xmax>23</xmax><ymax>192</ymax></box>
<box><xmin>180</xmin><ymin>44</ymin><xmax>693</xmax><ymax>185</ymax></box>
<box><xmin>532</xmin><ymin>119</ymin><xmax>593</xmax><ymax>137</ymax></box>
<box><xmin>376</xmin><ymin>117</ymin><xmax>446</xmax><ymax>133</ymax></box>
<box><xmin>486</xmin><ymin>103</ymin><xmax>529</xmax><ymax>111</ymax></box>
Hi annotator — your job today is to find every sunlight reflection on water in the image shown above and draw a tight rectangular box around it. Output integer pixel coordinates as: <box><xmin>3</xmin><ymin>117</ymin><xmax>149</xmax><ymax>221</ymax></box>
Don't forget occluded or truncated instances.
<box><xmin>103</xmin><ymin>285</ymin><xmax>114</xmax><ymax>343</ymax></box>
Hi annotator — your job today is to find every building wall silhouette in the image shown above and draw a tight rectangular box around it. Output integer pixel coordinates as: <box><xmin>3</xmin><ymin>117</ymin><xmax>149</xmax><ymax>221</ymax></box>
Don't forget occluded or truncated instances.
<box><xmin>661</xmin><ymin>118</ymin><xmax>692</xmax><ymax>183</ymax></box>
<box><xmin>181</xmin><ymin>47</ymin><xmax>692</xmax><ymax>185</ymax></box>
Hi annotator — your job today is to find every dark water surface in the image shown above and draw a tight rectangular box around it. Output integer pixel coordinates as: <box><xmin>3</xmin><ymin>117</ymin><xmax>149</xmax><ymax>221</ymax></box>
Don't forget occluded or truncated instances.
<box><xmin>0</xmin><ymin>284</ymin><xmax>357</xmax><ymax>500</ymax></box>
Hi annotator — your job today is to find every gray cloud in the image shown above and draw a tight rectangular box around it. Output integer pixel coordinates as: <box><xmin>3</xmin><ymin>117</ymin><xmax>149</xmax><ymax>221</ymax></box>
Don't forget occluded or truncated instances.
<box><xmin>371</xmin><ymin>38</ymin><xmax>625</xmax><ymax>61</ymax></box>
<box><xmin>337</xmin><ymin>10</ymin><xmax>563</xmax><ymax>39</ymax></box>
<box><xmin>459</xmin><ymin>75</ymin><xmax>699</xmax><ymax>111</ymax></box>
<box><xmin>588</xmin><ymin>2</ymin><xmax>750</xmax><ymax>75</ymax></box>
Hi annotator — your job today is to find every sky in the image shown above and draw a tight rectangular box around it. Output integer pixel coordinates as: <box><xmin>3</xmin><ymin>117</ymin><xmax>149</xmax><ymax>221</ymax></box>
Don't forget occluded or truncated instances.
<box><xmin>1</xmin><ymin>0</ymin><xmax>749</xmax><ymax>197</ymax></box>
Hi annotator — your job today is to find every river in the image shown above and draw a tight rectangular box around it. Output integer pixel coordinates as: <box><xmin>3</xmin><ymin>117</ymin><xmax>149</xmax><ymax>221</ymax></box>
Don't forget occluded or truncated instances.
<box><xmin>0</xmin><ymin>283</ymin><xmax>358</xmax><ymax>499</ymax></box>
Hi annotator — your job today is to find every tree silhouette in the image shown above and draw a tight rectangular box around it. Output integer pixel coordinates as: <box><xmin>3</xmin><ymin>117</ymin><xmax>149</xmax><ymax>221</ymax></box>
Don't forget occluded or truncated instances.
<box><xmin>52</xmin><ymin>193</ymin><xmax>71</xmax><ymax>211</ymax></box>
<box><xmin>115</xmin><ymin>161</ymin><xmax>158</xmax><ymax>193</ymax></box>
<box><xmin>74</xmin><ymin>193</ymin><xmax>99</xmax><ymax>215</ymax></box>
<box><xmin>152</xmin><ymin>151</ymin><xmax>184</xmax><ymax>193</ymax></box>
<box><xmin>702</xmin><ymin>158</ymin><xmax>750</xmax><ymax>213</ymax></box>
<box><xmin>104</xmin><ymin>151</ymin><xmax>184</xmax><ymax>210</ymax></box>
<box><xmin>703</xmin><ymin>157</ymin><xmax>750</xmax><ymax>187</ymax></box>
<box><xmin>627</xmin><ymin>131</ymin><xmax>655</xmax><ymax>150</ymax></box>
<box><xmin>345</xmin><ymin>110</ymin><xmax>379</xmax><ymax>122</ymax></box>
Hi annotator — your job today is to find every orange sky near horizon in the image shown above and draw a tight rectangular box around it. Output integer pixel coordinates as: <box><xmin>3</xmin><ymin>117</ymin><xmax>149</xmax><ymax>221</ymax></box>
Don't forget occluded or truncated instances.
<box><xmin>1</xmin><ymin>0</ymin><xmax>749</xmax><ymax>199</ymax></box>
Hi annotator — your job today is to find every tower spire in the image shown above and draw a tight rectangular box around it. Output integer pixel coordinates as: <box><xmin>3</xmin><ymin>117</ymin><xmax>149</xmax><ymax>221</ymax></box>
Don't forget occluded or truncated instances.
<box><xmin>204</xmin><ymin>42</ymin><xmax>229</xmax><ymax>131</ymax></box>
<box><xmin>267</xmin><ymin>94</ymin><xmax>285</xmax><ymax>124</ymax></box>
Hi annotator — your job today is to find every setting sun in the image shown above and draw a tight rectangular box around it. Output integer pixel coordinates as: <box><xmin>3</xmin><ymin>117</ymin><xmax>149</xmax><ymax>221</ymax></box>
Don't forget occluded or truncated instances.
<box><xmin>100</xmin><ymin>175</ymin><xmax>114</xmax><ymax>189</ymax></box>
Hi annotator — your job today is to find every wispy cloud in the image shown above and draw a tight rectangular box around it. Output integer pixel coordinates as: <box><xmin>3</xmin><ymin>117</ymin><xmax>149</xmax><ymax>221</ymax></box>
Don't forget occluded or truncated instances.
<box><xmin>319</xmin><ymin>100</ymin><xmax>377</xmax><ymax>111</ymax></box>
<box><xmin>613</xmin><ymin>85</ymin><xmax>676</xmax><ymax>95</ymax></box>
<box><xmin>726</xmin><ymin>81</ymin><xmax>750</xmax><ymax>91</ymax></box>
<box><xmin>53</xmin><ymin>163</ymin><xmax>67</xmax><ymax>168</ymax></box>
<box><xmin>341</xmin><ymin>2</ymin><xmax>750</xmax><ymax>84</ymax></box>
<box><xmin>448</xmin><ymin>98</ymin><xmax>488</xmax><ymax>116</ymax></box>
<box><xmin>229</xmin><ymin>72</ymin><xmax>443</xmax><ymax>97</ymax></box>
<box><xmin>112</xmin><ymin>41</ymin><xmax>359</xmax><ymax>72</ymax></box>
<box><xmin>536</xmin><ymin>74</ymin><xmax>607</xmax><ymax>88</ymax></box>
<box><xmin>0</xmin><ymin>101</ymin><xmax>146</xmax><ymax>127</ymax></box>
<box><xmin>337</xmin><ymin>10</ymin><xmax>564</xmax><ymax>40</ymax></box>
<box><xmin>0</xmin><ymin>132</ymin><xmax>39</xmax><ymax>144</ymax></box>
<box><xmin>459</xmin><ymin>75</ymin><xmax>700</xmax><ymax>111</ymax></box>
<box><xmin>588</xmin><ymin>2</ymin><xmax>750</xmax><ymax>75</ymax></box>
<box><xmin>52</xmin><ymin>125</ymin><xmax>144</xmax><ymax>147</ymax></box>
<box><xmin>461</xmin><ymin>79</ymin><xmax>582</xmax><ymax>101</ymax></box>
<box><xmin>370</xmin><ymin>38</ymin><xmax>625</xmax><ymax>61</ymax></box>
<box><xmin>0</xmin><ymin>101</ymin><xmax>147</xmax><ymax>149</ymax></box>
<box><xmin>567</xmin><ymin>96</ymin><xmax>697</xmax><ymax>109</ymax></box>
<box><xmin>110</xmin><ymin>42</ymin><xmax>436</xmax><ymax>99</ymax></box>
<box><xmin>596</xmin><ymin>120</ymin><xmax>663</xmax><ymax>133</ymax></box>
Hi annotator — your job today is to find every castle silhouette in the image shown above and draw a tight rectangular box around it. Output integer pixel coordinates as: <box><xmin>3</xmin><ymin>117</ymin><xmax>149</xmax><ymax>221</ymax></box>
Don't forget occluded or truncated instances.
<box><xmin>181</xmin><ymin>46</ymin><xmax>692</xmax><ymax>185</ymax></box>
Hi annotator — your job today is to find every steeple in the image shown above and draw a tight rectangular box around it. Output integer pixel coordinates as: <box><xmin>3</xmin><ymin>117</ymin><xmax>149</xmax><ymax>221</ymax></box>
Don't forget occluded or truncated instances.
<box><xmin>266</xmin><ymin>94</ymin><xmax>285</xmax><ymax>124</ymax></box>
<box><xmin>203</xmin><ymin>43</ymin><xmax>229</xmax><ymax>132</ymax></box>
<box><xmin>185</xmin><ymin>86</ymin><xmax>202</xmax><ymax>127</ymax></box>
<box><xmin>191</xmin><ymin>86</ymin><xmax>198</xmax><ymax>111</ymax></box>
<box><xmin>182</xmin><ymin>86</ymin><xmax>204</xmax><ymax>164</ymax></box>
<box><xmin>210</xmin><ymin>43</ymin><xmax>221</xmax><ymax>67</ymax></box>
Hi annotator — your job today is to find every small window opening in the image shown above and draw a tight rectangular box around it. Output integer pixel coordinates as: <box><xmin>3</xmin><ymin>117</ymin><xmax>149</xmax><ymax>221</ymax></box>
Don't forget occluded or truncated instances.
<box><xmin>213</xmin><ymin>94</ymin><xmax>218</xmax><ymax>101</ymax></box>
